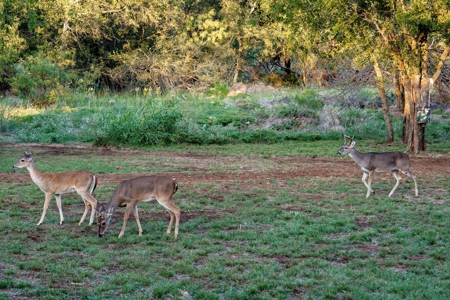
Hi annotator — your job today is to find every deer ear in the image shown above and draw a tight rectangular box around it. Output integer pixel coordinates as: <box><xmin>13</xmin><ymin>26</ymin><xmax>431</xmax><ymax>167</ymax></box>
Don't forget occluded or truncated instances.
<box><xmin>107</xmin><ymin>207</ymin><xmax>115</xmax><ymax>214</ymax></box>
<box><xmin>97</xmin><ymin>205</ymin><xmax>106</xmax><ymax>214</ymax></box>
<box><xmin>350</xmin><ymin>141</ymin><xmax>356</xmax><ymax>147</ymax></box>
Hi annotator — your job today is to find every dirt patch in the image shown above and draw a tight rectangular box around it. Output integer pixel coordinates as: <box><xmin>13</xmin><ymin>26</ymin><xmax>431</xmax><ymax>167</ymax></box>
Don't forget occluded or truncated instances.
<box><xmin>3</xmin><ymin>144</ymin><xmax>449</xmax><ymax>187</ymax></box>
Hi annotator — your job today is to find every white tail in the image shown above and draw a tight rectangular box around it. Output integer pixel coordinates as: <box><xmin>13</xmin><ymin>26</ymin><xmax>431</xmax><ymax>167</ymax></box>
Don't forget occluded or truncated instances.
<box><xmin>13</xmin><ymin>152</ymin><xmax>98</xmax><ymax>225</ymax></box>
<box><xmin>337</xmin><ymin>135</ymin><xmax>418</xmax><ymax>198</ymax></box>
<box><xmin>97</xmin><ymin>175</ymin><xmax>180</xmax><ymax>239</ymax></box>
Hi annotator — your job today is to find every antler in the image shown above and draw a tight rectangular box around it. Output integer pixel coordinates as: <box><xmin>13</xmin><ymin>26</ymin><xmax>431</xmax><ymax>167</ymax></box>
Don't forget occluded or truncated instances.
<box><xmin>342</xmin><ymin>135</ymin><xmax>354</xmax><ymax>144</ymax></box>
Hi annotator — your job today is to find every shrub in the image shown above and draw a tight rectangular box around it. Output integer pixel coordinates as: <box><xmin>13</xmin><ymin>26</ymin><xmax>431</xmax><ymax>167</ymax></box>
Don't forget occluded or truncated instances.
<box><xmin>93</xmin><ymin>102</ymin><xmax>182</xmax><ymax>146</ymax></box>
<box><xmin>293</xmin><ymin>89</ymin><xmax>323</xmax><ymax>109</ymax></box>
<box><xmin>8</xmin><ymin>54</ymin><xmax>71</xmax><ymax>107</ymax></box>
<box><xmin>205</xmin><ymin>83</ymin><xmax>229</xmax><ymax>97</ymax></box>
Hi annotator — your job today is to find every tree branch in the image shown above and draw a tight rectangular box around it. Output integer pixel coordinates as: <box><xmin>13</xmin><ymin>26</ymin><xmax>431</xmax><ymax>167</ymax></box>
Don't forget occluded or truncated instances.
<box><xmin>431</xmin><ymin>40</ymin><xmax>450</xmax><ymax>82</ymax></box>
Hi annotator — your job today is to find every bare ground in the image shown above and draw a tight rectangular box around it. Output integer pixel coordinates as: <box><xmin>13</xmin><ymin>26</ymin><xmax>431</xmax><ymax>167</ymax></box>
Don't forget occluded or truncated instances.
<box><xmin>2</xmin><ymin>143</ymin><xmax>450</xmax><ymax>187</ymax></box>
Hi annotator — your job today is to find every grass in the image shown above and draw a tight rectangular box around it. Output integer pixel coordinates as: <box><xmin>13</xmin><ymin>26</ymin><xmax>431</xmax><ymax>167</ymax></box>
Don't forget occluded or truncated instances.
<box><xmin>1</xmin><ymin>87</ymin><xmax>449</xmax><ymax>147</ymax></box>
<box><xmin>0</xmin><ymin>142</ymin><xmax>449</xmax><ymax>299</ymax></box>
<box><xmin>0</xmin><ymin>88</ymin><xmax>449</xmax><ymax>298</ymax></box>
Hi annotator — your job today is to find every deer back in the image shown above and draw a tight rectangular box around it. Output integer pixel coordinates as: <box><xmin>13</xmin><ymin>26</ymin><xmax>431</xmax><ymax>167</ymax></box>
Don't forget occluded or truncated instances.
<box><xmin>354</xmin><ymin>150</ymin><xmax>411</xmax><ymax>172</ymax></box>
<box><xmin>111</xmin><ymin>175</ymin><xmax>177</xmax><ymax>205</ymax></box>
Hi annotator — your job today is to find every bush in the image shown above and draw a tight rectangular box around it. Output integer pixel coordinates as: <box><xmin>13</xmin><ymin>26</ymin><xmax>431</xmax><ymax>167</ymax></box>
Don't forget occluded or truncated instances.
<box><xmin>205</xmin><ymin>83</ymin><xmax>229</xmax><ymax>97</ymax></box>
<box><xmin>294</xmin><ymin>89</ymin><xmax>323</xmax><ymax>109</ymax></box>
<box><xmin>9</xmin><ymin>54</ymin><xmax>71</xmax><ymax>107</ymax></box>
<box><xmin>93</xmin><ymin>101</ymin><xmax>182</xmax><ymax>146</ymax></box>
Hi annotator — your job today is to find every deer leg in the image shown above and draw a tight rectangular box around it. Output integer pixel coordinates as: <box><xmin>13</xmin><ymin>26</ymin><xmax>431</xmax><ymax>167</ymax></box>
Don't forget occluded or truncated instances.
<box><xmin>78</xmin><ymin>200</ymin><xmax>90</xmax><ymax>226</ymax></box>
<box><xmin>361</xmin><ymin>172</ymin><xmax>373</xmax><ymax>191</ymax></box>
<box><xmin>119</xmin><ymin>203</ymin><xmax>135</xmax><ymax>238</ymax></box>
<box><xmin>37</xmin><ymin>193</ymin><xmax>53</xmax><ymax>226</ymax></box>
<box><xmin>132</xmin><ymin>204</ymin><xmax>143</xmax><ymax>236</ymax></box>
<box><xmin>362</xmin><ymin>172</ymin><xmax>374</xmax><ymax>198</ymax></box>
<box><xmin>401</xmin><ymin>170</ymin><xmax>419</xmax><ymax>197</ymax></box>
<box><xmin>160</xmin><ymin>200</ymin><xmax>181</xmax><ymax>239</ymax></box>
<box><xmin>388</xmin><ymin>171</ymin><xmax>401</xmax><ymax>197</ymax></box>
<box><xmin>366</xmin><ymin>170</ymin><xmax>376</xmax><ymax>198</ymax></box>
<box><xmin>166</xmin><ymin>211</ymin><xmax>175</xmax><ymax>235</ymax></box>
<box><xmin>412</xmin><ymin>175</ymin><xmax>418</xmax><ymax>197</ymax></box>
<box><xmin>77</xmin><ymin>191</ymin><xmax>97</xmax><ymax>225</ymax></box>
<box><xmin>55</xmin><ymin>194</ymin><xmax>64</xmax><ymax>225</ymax></box>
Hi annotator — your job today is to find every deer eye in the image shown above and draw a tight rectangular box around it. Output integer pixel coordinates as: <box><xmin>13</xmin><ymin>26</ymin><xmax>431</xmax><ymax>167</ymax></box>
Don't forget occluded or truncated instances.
<box><xmin>20</xmin><ymin>159</ymin><xmax>24</xmax><ymax>162</ymax></box>
<box><xmin>102</xmin><ymin>222</ymin><xmax>106</xmax><ymax>226</ymax></box>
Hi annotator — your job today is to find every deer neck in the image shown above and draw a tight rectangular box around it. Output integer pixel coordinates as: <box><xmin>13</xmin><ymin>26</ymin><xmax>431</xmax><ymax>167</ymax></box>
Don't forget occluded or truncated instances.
<box><xmin>105</xmin><ymin>190</ymin><xmax>122</xmax><ymax>212</ymax></box>
<box><xmin>26</xmin><ymin>162</ymin><xmax>46</xmax><ymax>188</ymax></box>
<box><xmin>348</xmin><ymin>148</ymin><xmax>370</xmax><ymax>169</ymax></box>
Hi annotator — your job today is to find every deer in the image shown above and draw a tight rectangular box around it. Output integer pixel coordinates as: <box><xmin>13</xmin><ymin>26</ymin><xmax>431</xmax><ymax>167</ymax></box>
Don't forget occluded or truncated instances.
<box><xmin>336</xmin><ymin>135</ymin><xmax>418</xmax><ymax>198</ymax></box>
<box><xmin>96</xmin><ymin>175</ymin><xmax>180</xmax><ymax>239</ymax></box>
<box><xmin>13</xmin><ymin>152</ymin><xmax>98</xmax><ymax>226</ymax></box>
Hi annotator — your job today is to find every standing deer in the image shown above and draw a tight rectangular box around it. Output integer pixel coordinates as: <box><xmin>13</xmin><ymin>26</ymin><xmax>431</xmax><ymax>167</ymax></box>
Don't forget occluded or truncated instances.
<box><xmin>13</xmin><ymin>152</ymin><xmax>98</xmax><ymax>225</ymax></box>
<box><xmin>97</xmin><ymin>175</ymin><xmax>180</xmax><ymax>239</ymax></box>
<box><xmin>337</xmin><ymin>135</ymin><xmax>418</xmax><ymax>198</ymax></box>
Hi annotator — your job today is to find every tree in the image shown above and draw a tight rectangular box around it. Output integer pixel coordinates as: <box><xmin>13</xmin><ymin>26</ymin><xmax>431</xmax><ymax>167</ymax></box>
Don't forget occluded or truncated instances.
<box><xmin>358</xmin><ymin>1</ymin><xmax>450</xmax><ymax>153</ymax></box>
<box><xmin>280</xmin><ymin>0</ymin><xmax>450</xmax><ymax>153</ymax></box>
<box><xmin>0</xmin><ymin>0</ymin><xmax>27</xmax><ymax>87</ymax></box>
<box><xmin>372</xmin><ymin>55</ymin><xmax>394</xmax><ymax>143</ymax></box>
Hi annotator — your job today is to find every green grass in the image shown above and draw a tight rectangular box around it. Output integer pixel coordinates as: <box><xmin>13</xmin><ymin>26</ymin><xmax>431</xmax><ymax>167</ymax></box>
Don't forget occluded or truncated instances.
<box><xmin>0</xmin><ymin>88</ymin><xmax>449</xmax><ymax>298</ymax></box>
<box><xmin>1</xmin><ymin>88</ymin><xmax>449</xmax><ymax>147</ymax></box>
<box><xmin>0</xmin><ymin>143</ymin><xmax>449</xmax><ymax>299</ymax></box>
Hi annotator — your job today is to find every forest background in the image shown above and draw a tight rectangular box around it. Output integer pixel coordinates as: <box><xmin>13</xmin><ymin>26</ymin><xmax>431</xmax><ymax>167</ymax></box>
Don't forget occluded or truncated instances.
<box><xmin>1</xmin><ymin>0</ymin><xmax>450</xmax><ymax>152</ymax></box>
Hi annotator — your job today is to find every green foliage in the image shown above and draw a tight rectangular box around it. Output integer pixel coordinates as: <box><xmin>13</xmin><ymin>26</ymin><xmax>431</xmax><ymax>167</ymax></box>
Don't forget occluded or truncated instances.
<box><xmin>9</xmin><ymin>54</ymin><xmax>71</xmax><ymax>107</ymax></box>
<box><xmin>93</xmin><ymin>100</ymin><xmax>182</xmax><ymax>147</ymax></box>
<box><xmin>1</xmin><ymin>89</ymin><xmax>450</xmax><ymax>148</ymax></box>
<box><xmin>205</xmin><ymin>83</ymin><xmax>229</xmax><ymax>97</ymax></box>
<box><xmin>0</xmin><ymin>1</ymin><xmax>27</xmax><ymax>87</ymax></box>
<box><xmin>293</xmin><ymin>89</ymin><xmax>323</xmax><ymax>109</ymax></box>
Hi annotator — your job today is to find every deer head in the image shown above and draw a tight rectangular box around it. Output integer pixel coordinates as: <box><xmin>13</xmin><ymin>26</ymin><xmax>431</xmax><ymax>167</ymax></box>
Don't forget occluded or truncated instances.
<box><xmin>13</xmin><ymin>152</ymin><xmax>34</xmax><ymax>168</ymax></box>
<box><xmin>97</xmin><ymin>204</ymin><xmax>115</xmax><ymax>237</ymax></box>
<box><xmin>337</xmin><ymin>135</ymin><xmax>356</xmax><ymax>155</ymax></box>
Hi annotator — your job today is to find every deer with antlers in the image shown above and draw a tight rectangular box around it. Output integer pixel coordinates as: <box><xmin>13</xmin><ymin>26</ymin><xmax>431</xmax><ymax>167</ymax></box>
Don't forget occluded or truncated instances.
<box><xmin>97</xmin><ymin>175</ymin><xmax>180</xmax><ymax>239</ymax></box>
<box><xmin>13</xmin><ymin>152</ymin><xmax>98</xmax><ymax>225</ymax></box>
<box><xmin>337</xmin><ymin>135</ymin><xmax>418</xmax><ymax>198</ymax></box>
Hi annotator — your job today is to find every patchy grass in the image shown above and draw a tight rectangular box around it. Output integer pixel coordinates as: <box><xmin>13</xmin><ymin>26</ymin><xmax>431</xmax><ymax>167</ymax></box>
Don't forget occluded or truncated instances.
<box><xmin>0</xmin><ymin>143</ymin><xmax>449</xmax><ymax>299</ymax></box>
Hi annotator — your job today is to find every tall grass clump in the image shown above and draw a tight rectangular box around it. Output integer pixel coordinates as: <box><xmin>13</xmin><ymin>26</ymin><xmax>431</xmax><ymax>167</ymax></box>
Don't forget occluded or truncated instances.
<box><xmin>93</xmin><ymin>99</ymin><xmax>182</xmax><ymax>146</ymax></box>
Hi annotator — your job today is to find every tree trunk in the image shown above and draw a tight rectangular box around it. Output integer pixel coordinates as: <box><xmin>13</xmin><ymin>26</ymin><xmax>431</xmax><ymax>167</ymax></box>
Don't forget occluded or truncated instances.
<box><xmin>403</xmin><ymin>75</ymin><xmax>426</xmax><ymax>154</ymax></box>
<box><xmin>232</xmin><ymin>39</ymin><xmax>243</xmax><ymax>84</ymax></box>
<box><xmin>394</xmin><ymin>72</ymin><xmax>405</xmax><ymax>112</ymax></box>
<box><xmin>373</xmin><ymin>57</ymin><xmax>394</xmax><ymax>142</ymax></box>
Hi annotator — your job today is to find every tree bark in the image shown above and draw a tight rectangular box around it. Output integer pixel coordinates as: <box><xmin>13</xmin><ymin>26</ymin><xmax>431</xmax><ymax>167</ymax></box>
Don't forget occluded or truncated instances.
<box><xmin>232</xmin><ymin>39</ymin><xmax>243</xmax><ymax>84</ymax></box>
<box><xmin>394</xmin><ymin>72</ymin><xmax>405</xmax><ymax>112</ymax></box>
<box><xmin>403</xmin><ymin>75</ymin><xmax>426</xmax><ymax>154</ymax></box>
<box><xmin>373</xmin><ymin>57</ymin><xmax>394</xmax><ymax>142</ymax></box>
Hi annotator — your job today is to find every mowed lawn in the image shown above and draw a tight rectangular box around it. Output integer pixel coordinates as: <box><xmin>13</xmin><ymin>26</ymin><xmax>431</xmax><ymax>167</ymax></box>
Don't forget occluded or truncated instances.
<box><xmin>0</xmin><ymin>142</ymin><xmax>449</xmax><ymax>299</ymax></box>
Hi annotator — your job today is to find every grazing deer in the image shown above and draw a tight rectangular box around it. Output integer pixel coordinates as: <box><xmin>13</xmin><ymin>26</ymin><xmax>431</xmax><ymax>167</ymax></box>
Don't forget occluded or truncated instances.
<box><xmin>97</xmin><ymin>175</ymin><xmax>180</xmax><ymax>239</ymax></box>
<box><xmin>13</xmin><ymin>152</ymin><xmax>98</xmax><ymax>226</ymax></box>
<box><xmin>337</xmin><ymin>135</ymin><xmax>418</xmax><ymax>198</ymax></box>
